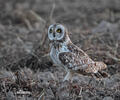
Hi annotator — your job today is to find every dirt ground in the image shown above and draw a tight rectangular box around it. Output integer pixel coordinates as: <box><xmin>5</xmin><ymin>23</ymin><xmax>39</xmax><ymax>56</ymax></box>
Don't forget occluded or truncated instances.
<box><xmin>0</xmin><ymin>0</ymin><xmax>120</xmax><ymax>100</ymax></box>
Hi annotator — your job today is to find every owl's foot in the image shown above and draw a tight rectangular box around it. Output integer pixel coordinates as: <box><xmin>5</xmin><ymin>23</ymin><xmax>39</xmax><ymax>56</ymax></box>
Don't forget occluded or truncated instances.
<box><xmin>63</xmin><ymin>71</ymin><xmax>72</xmax><ymax>82</ymax></box>
<box><xmin>52</xmin><ymin>64</ymin><xmax>58</xmax><ymax>67</ymax></box>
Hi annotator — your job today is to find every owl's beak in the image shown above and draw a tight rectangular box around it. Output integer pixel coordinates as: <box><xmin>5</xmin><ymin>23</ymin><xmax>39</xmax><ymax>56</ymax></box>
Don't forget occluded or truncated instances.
<box><xmin>53</xmin><ymin>32</ymin><xmax>55</xmax><ymax>37</ymax></box>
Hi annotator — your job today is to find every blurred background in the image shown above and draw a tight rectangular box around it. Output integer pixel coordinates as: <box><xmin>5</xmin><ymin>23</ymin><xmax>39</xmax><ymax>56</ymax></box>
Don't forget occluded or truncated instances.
<box><xmin>0</xmin><ymin>0</ymin><xmax>120</xmax><ymax>100</ymax></box>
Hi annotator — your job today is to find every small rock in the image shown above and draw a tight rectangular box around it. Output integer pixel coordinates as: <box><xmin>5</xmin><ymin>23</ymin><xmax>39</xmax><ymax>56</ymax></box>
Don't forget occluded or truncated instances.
<box><xmin>103</xmin><ymin>96</ymin><xmax>114</xmax><ymax>100</ymax></box>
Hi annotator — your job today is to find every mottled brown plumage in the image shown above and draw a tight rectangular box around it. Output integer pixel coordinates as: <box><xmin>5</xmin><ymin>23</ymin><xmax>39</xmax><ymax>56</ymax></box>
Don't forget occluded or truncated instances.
<box><xmin>48</xmin><ymin>23</ymin><xmax>108</xmax><ymax>81</ymax></box>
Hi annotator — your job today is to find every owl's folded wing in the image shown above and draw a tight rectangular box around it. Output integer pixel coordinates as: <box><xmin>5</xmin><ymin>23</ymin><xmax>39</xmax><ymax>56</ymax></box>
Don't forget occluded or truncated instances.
<box><xmin>59</xmin><ymin>52</ymin><xmax>109</xmax><ymax>78</ymax></box>
<box><xmin>58</xmin><ymin>51</ymin><xmax>93</xmax><ymax>71</ymax></box>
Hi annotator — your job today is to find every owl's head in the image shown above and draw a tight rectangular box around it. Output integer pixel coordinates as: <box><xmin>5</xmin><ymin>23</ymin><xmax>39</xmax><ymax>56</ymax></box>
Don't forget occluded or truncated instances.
<box><xmin>48</xmin><ymin>23</ymin><xmax>69</xmax><ymax>42</ymax></box>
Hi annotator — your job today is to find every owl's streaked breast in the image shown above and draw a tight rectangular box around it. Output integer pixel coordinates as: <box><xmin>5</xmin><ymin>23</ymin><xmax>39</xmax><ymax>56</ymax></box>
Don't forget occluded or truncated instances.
<box><xmin>50</xmin><ymin>43</ymin><xmax>69</xmax><ymax>67</ymax></box>
<box><xmin>50</xmin><ymin>46</ymin><xmax>59</xmax><ymax>65</ymax></box>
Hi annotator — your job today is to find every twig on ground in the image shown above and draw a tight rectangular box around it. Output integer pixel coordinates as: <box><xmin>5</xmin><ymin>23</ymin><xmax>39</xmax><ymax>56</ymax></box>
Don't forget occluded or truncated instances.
<box><xmin>40</xmin><ymin>0</ymin><xmax>56</xmax><ymax>46</ymax></box>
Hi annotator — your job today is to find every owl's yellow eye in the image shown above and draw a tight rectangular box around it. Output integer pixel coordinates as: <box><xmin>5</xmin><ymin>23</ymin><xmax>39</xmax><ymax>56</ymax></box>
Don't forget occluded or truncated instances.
<box><xmin>56</xmin><ymin>28</ymin><xmax>62</xmax><ymax>33</ymax></box>
<box><xmin>49</xmin><ymin>28</ymin><xmax>53</xmax><ymax>33</ymax></box>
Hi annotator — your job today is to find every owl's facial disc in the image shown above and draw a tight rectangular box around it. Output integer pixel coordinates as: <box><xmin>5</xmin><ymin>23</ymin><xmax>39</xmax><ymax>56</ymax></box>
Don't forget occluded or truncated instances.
<box><xmin>48</xmin><ymin>24</ymin><xmax>65</xmax><ymax>41</ymax></box>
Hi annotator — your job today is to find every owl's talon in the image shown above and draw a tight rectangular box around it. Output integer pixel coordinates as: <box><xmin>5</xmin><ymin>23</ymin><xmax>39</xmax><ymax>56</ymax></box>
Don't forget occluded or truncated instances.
<box><xmin>52</xmin><ymin>64</ymin><xmax>58</xmax><ymax>67</ymax></box>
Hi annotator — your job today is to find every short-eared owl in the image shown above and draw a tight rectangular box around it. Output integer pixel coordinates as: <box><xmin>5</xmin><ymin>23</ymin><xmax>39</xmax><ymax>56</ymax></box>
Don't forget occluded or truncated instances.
<box><xmin>48</xmin><ymin>23</ymin><xmax>108</xmax><ymax>81</ymax></box>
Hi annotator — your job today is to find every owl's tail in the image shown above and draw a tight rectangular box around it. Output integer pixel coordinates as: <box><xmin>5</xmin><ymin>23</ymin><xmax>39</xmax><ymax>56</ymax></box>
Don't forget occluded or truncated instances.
<box><xmin>93</xmin><ymin>61</ymin><xmax>109</xmax><ymax>78</ymax></box>
<box><xmin>95</xmin><ymin>61</ymin><xmax>107</xmax><ymax>71</ymax></box>
<box><xmin>94</xmin><ymin>70</ymin><xmax>109</xmax><ymax>79</ymax></box>
<box><xmin>78</xmin><ymin>62</ymin><xmax>109</xmax><ymax>78</ymax></box>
